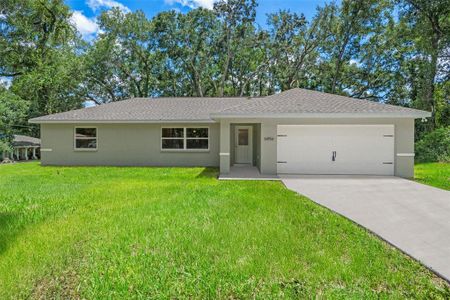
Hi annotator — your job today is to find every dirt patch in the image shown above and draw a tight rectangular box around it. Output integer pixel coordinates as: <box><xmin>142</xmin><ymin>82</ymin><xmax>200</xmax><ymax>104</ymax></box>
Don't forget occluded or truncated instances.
<box><xmin>30</xmin><ymin>264</ymin><xmax>82</xmax><ymax>299</ymax></box>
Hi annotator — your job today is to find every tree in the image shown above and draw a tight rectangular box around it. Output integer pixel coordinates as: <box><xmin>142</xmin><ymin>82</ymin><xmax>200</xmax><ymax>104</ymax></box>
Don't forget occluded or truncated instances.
<box><xmin>398</xmin><ymin>0</ymin><xmax>450</xmax><ymax>129</ymax></box>
<box><xmin>267</xmin><ymin>5</ymin><xmax>334</xmax><ymax>92</ymax></box>
<box><xmin>0</xmin><ymin>0</ymin><xmax>84</xmax><ymax>128</ymax></box>
<box><xmin>0</xmin><ymin>85</ymin><xmax>29</xmax><ymax>149</ymax></box>
<box><xmin>213</xmin><ymin>0</ymin><xmax>258</xmax><ymax>96</ymax></box>
<box><xmin>152</xmin><ymin>8</ymin><xmax>222</xmax><ymax>97</ymax></box>
<box><xmin>318</xmin><ymin>0</ymin><xmax>393</xmax><ymax>95</ymax></box>
<box><xmin>83</xmin><ymin>8</ymin><xmax>163</xmax><ymax>103</ymax></box>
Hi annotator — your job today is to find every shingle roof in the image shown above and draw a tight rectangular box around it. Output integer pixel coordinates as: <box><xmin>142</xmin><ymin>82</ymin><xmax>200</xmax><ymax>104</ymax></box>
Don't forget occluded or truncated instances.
<box><xmin>29</xmin><ymin>97</ymin><xmax>249</xmax><ymax>123</ymax></box>
<box><xmin>29</xmin><ymin>88</ymin><xmax>430</xmax><ymax>123</ymax></box>
<box><xmin>12</xmin><ymin>135</ymin><xmax>41</xmax><ymax>147</ymax></box>
<box><xmin>212</xmin><ymin>88</ymin><xmax>430</xmax><ymax>117</ymax></box>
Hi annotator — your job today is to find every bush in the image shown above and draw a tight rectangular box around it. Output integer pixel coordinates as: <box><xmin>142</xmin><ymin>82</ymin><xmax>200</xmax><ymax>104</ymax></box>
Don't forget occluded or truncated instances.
<box><xmin>415</xmin><ymin>127</ymin><xmax>450</xmax><ymax>163</ymax></box>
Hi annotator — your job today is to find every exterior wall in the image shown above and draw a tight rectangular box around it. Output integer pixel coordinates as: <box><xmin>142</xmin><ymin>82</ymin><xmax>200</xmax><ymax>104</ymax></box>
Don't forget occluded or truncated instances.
<box><xmin>40</xmin><ymin>123</ymin><xmax>220</xmax><ymax>167</ymax></box>
<box><xmin>40</xmin><ymin>118</ymin><xmax>416</xmax><ymax>178</ymax></box>
<box><xmin>255</xmin><ymin>123</ymin><xmax>261</xmax><ymax>170</ymax></box>
<box><xmin>219</xmin><ymin>118</ymin><xmax>415</xmax><ymax>178</ymax></box>
<box><xmin>219</xmin><ymin>120</ymin><xmax>230</xmax><ymax>173</ymax></box>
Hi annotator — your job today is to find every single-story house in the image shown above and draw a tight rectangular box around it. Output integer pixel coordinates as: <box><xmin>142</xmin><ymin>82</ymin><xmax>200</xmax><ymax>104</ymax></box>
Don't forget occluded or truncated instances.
<box><xmin>29</xmin><ymin>88</ymin><xmax>430</xmax><ymax>178</ymax></box>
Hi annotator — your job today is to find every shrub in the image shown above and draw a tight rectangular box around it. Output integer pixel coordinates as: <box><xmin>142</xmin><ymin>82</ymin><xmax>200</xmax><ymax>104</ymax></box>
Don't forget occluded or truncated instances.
<box><xmin>415</xmin><ymin>127</ymin><xmax>450</xmax><ymax>163</ymax></box>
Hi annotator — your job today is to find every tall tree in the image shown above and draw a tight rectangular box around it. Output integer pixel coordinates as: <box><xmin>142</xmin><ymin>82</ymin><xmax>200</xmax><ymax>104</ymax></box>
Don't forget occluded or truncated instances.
<box><xmin>267</xmin><ymin>5</ymin><xmax>334</xmax><ymax>92</ymax></box>
<box><xmin>83</xmin><ymin>8</ymin><xmax>163</xmax><ymax>103</ymax></box>
<box><xmin>0</xmin><ymin>0</ymin><xmax>84</xmax><ymax>129</ymax></box>
<box><xmin>0</xmin><ymin>84</ymin><xmax>29</xmax><ymax>151</ymax></box>
<box><xmin>213</xmin><ymin>0</ymin><xmax>258</xmax><ymax>96</ymax></box>
<box><xmin>398</xmin><ymin>0</ymin><xmax>450</xmax><ymax>129</ymax></box>
<box><xmin>318</xmin><ymin>0</ymin><xmax>392</xmax><ymax>95</ymax></box>
<box><xmin>153</xmin><ymin>9</ymin><xmax>221</xmax><ymax>97</ymax></box>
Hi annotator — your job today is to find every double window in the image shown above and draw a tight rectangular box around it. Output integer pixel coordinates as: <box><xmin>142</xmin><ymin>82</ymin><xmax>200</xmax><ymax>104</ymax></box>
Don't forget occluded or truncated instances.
<box><xmin>161</xmin><ymin>127</ymin><xmax>209</xmax><ymax>150</ymax></box>
<box><xmin>74</xmin><ymin>127</ymin><xmax>97</xmax><ymax>150</ymax></box>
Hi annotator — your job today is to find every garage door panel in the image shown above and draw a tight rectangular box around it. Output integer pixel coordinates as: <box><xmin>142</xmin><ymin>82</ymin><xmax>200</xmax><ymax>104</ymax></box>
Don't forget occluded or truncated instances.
<box><xmin>277</xmin><ymin>125</ymin><xmax>394</xmax><ymax>175</ymax></box>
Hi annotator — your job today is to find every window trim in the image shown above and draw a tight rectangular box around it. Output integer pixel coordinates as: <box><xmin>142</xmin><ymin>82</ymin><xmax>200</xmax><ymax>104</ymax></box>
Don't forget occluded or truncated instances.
<box><xmin>161</xmin><ymin>126</ymin><xmax>209</xmax><ymax>152</ymax></box>
<box><xmin>74</xmin><ymin>126</ymin><xmax>98</xmax><ymax>151</ymax></box>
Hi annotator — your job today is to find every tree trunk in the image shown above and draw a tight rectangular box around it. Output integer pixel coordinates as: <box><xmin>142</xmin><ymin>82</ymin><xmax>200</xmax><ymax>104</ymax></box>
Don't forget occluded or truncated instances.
<box><xmin>427</xmin><ymin>35</ymin><xmax>439</xmax><ymax>130</ymax></box>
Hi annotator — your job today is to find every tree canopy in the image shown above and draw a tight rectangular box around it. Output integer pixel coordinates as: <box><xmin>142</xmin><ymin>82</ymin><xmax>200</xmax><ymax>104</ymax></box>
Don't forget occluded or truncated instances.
<box><xmin>0</xmin><ymin>0</ymin><xmax>449</xmax><ymax>139</ymax></box>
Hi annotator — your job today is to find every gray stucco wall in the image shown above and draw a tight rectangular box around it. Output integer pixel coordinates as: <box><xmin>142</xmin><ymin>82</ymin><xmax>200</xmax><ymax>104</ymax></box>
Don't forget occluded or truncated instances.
<box><xmin>40</xmin><ymin>123</ymin><xmax>220</xmax><ymax>167</ymax></box>
<box><xmin>220</xmin><ymin>118</ymin><xmax>415</xmax><ymax>178</ymax></box>
<box><xmin>40</xmin><ymin>117</ymin><xmax>416</xmax><ymax>178</ymax></box>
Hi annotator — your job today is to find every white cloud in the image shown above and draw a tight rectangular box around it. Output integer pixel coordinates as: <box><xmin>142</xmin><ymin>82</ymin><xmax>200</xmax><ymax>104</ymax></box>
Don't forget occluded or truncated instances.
<box><xmin>87</xmin><ymin>0</ymin><xmax>131</xmax><ymax>13</ymax></box>
<box><xmin>70</xmin><ymin>11</ymin><xmax>99</xmax><ymax>38</ymax></box>
<box><xmin>165</xmin><ymin>0</ymin><xmax>216</xmax><ymax>10</ymax></box>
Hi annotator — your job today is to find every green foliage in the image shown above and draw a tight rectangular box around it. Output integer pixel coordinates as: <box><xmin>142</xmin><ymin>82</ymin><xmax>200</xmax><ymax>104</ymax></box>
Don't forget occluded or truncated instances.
<box><xmin>415</xmin><ymin>127</ymin><xmax>450</xmax><ymax>163</ymax></box>
<box><xmin>0</xmin><ymin>163</ymin><xmax>449</xmax><ymax>297</ymax></box>
<box><xmin>1</xmin><ymin>0</ymin><xmax>83</xmax><ymax>135</ymax></box>
<box><xmin>0</xmin><ymin>86</ymin><xmax>29</xmax><ymax>153</ymax></box>
<box><xmin>0</xmin><ymin>86</ymin><xmax>29</xmax><ymax>133</ymax></box>
<box><xmin>415</xmin><ymin>163</ymin><xmax>450</xmax><ymax>190</ymax></box>
<box><xmin>0</xmin><ymin>0</ymin><xmax>449</xmax><ymax>139</ymax></box>
<box><xmin>0</xmin><ymin>139</ymin><xmax>12</xmax><ymax>153</ymax></box>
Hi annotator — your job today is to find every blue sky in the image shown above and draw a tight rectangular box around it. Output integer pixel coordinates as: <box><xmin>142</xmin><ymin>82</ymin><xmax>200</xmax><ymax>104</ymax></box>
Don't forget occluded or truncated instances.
<box><xmin>65</xmin><ymin>0</ymin><xmax>334</xmax><ymax>39</ymax></box>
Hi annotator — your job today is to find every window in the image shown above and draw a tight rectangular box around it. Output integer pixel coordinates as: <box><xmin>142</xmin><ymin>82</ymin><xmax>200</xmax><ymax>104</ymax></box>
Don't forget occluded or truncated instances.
<box><xmin>238</xmin><ymin>129</ymin><xmax>249</xmax><ymax>146</ymax></box>
<box><xmin>161</xmin><ymin>127</ymin><xmax>209</xmax><ymax>150</ymax></box>
<box><xmin>74</xmin><ymin>127</ymin><xmax>97</xmax><ymax>150</ymax></box>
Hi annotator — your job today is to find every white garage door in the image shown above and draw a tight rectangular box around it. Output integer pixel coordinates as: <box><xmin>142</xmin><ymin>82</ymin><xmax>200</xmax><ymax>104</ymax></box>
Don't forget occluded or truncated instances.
<box><xmin>277</xmin><ymin>125</ymin><xmax>395</xmax><ymax>175</ymax></box>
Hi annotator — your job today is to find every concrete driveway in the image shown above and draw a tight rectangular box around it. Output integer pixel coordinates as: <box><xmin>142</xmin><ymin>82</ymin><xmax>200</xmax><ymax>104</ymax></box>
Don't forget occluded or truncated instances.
<box><xmin>281</xmin><ymin>175</ymin><xmax>450</xmax><ymax>282</ymax></box>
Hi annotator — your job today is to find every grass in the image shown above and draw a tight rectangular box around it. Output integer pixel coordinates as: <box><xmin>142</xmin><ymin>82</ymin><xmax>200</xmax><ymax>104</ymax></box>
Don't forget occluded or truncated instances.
<box><xmin>0</xmin><ymin>162</ymin><xmax>449</xmax><ymax>299</ymax></box>
<box><xmin>415</xmin><ymin>163</ymin><xmax>450</xmax><ymax>190</ymax></box>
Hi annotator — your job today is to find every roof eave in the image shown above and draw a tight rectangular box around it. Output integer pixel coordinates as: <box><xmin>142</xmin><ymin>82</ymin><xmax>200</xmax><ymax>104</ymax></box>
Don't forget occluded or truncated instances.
<box><xmin>210</xmin><ymin>112</ymin><xmax>432</xmax><ymax>119</ymax></box>
<box><xmin>28</xmin><ymin>119</ymin><xmax>216</xmax><ymax>124</ymax></box>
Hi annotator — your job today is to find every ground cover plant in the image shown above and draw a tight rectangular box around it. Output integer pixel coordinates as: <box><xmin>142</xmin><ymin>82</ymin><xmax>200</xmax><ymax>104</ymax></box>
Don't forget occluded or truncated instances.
<box><xmin>0</xmin><ymin>162</ymin><xmax>449</xmax><ymax>298</ymax></box>
<box><xmin>414</xmin><ymin>163</ymin><xmax>450</xmax><ymax>190</ymax></box>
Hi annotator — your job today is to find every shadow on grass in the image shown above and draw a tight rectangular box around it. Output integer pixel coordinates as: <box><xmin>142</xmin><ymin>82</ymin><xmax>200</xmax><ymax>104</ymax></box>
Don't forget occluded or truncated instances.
<box><xmin>0</xmin><ymin>212</ymin><xmax>20</xmax><ymax>254</ymax></box>
<box><xmin>196</xmin><ymin>168</ymin><xmax>219</xmax><ymax>179</ymax></box>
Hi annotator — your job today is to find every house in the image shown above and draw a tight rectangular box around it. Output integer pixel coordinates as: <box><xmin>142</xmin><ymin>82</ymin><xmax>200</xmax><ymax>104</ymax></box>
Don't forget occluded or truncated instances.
<box><xmin>29</xmin><ymin>88</ymin><xmax>430</xmax><ymax>178</ymax></box>
<box><xmin>1</xmin><ymin>134</ymin><xmax>41</xmax><ymax>162</ymax></box>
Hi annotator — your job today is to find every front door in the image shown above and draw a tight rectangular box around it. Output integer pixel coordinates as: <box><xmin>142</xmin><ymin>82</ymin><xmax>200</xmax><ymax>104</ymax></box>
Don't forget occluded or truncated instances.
<box><xmin>235</xmin><ymin>126</ymin><xmax>253</xmax><ymax>164</ymax></box>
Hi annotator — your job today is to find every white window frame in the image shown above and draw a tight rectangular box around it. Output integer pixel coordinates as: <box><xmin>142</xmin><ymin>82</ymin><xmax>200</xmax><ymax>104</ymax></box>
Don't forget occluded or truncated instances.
<box><xmin>161</xmin><ymin>126</ymin><xmax>209</xmax><ymax>152</ymax></box>
<box><xmin>74</xmin><ymin>126</ymin><xmax>98</xmax><ymax>151</ymax></box>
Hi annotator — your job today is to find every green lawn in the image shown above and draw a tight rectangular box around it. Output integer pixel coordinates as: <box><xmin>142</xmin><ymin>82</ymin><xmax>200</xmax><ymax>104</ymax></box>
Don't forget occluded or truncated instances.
<box><xmin>0</xmin><ymin>163</ymin><xmax>448</xmax><ymax>299</ymax></box>
<box><xmin>415</xmin><ymin>163</ymin><xmax>450</xmax><ymax>190</ymax></box>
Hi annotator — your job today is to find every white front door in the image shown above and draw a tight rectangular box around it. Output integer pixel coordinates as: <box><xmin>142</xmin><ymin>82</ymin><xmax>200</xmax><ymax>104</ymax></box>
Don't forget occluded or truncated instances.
<box><xmin>235</xmin><ymin>126</ymin><xmax>253</xmax><ymax>164</ymax></box>
<box><xmin>277</xmin><ymin>125</ymin><xmax>395</xmax><ymax>175</ymax></box>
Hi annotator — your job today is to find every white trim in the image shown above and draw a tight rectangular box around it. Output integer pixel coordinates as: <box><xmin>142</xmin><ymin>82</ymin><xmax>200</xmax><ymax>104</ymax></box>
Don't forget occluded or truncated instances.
<box><xmin>220</xmin><ymin>153</ymin><xmax>230</xmax><ymax>156</ymax></box>
<box><xmin>12</xmin><ymin>146</ymin><xmax>40</xmax><ymax>149</ymax></box>
<box><xmin>211</xmin><ymin>112</ymin><xmax>431</xmax><ymax>119</ymax></box>
<box><xmin>161</xmin><ymin>126</ymin><xmax>210</xmax><ymax>151</ymax></box>
<box><xmin>397</xmin><ymin>153</ymin><xmax>415</xmax><ymax>157</ymax></box>
<box><xmin>29</xmin><ymin>111</ymin><xmax>432</xmax><ymax>124</ymax></box>
<box><xmin>29</xmin><ymin>119</ymin><xmax>215</xmax><ymax>124</ymax></box>
<box><xmin>40</xmin><ymin>148</ymin><xmax>53</xmax><ymax>152</ymax></box>
<box><xmin>74</xmin><ymin>126</ymin><xmax>98</xmax><ymax>151</ymax></box>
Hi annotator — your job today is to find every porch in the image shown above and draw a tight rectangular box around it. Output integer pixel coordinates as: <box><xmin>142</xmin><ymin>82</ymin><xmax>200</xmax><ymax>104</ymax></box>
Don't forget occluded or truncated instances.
<box><xmin>1</xmin><ymin>135</ymin><xmax>41</xmax><ymax>163</ymax></box>
<box><xmin>218</xmin><ymin>121</ymin><xmax>278</xmax><ymax>180</ymax></box>
<box><xmin>219</xmin><ymin>164</ymin><xmax>279</xmax><ymax>180</ymax></box>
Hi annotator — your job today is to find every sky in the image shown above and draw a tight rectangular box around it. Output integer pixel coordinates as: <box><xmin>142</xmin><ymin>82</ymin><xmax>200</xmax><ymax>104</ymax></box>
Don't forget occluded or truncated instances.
<box><xmin>65</xmin><ymin>0</ymin><xmax>334</xmax><ymax>39</ymax></box>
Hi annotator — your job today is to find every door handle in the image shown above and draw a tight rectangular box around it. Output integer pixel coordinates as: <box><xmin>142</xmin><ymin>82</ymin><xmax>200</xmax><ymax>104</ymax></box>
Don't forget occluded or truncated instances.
<box><xmin>332</xmin><ymin>151</ymin><xmax>337</xmax><ymax>161</ymax></box>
